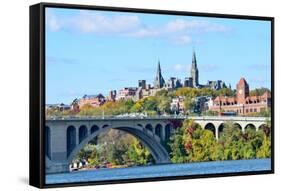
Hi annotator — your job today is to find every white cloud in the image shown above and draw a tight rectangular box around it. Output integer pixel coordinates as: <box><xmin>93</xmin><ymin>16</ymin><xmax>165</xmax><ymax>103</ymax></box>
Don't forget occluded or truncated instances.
<box><xmin>172</xmin><ymin>35</ymin><xmax>192</xmax><ymax>45</ymax></box>
<box><xmin>166</xmin><ymin>19</ymin><xmax>229</xmax><ymax>33</ymax></box>
<box><xmin>46</xmin><ymin>11</ymin><xmax>230</xmax><ymax>45</ymax></box>
<box><xmin>130</xmin><ymin>27</ymin><xmax>160</xmax><ymax>38</ymax></box>
<box><xmin>72</xmin><ymin>11</ymin><xmax>140</xmax><ymax>34</ymax></box>
<box><xmin>200</xmin><ymin>64</ymin><xmax>219</xmax><ymax>72</ymax></box>
<box><xmin>46</xmin><ymin>10</ymin><xmax>61</xmax><ymax>31</ymax></box>
<box><xmin>173</xmin><ymin>64</ymin><xmax>190</xmax><ymax>72</ymax></box>
<box><xmin>174</xmin><ymin>64</ymin><xmax>183</xmax><ymax>71</ymax></box>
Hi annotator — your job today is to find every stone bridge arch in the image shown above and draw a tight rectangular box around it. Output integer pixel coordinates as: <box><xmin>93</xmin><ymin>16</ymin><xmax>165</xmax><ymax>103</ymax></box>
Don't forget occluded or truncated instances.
<box><xmin>204</xmin><ymin>123</ymin><xmax>216</xmax><ymax>137</ymax></box>
<box><xmin>45</xmin><ymin>116</ymin><xmax>268</xmax><ymax>173</ymax></box>
<box><xmin>67</xmin><ymin>124</ymin><xmax>170</xmax><ymax>166</ymax></box>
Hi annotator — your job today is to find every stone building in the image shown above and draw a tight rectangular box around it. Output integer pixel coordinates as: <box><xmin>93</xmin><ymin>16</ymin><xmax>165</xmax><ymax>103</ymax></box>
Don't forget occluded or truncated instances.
<box><xmin>116</xmin><ymin>87</ymin><xmax>138</xmax><ymax>100</ymax></box>
<box><xmin>209</xmin><ymin>78</ymin><xmax>271</xmax><ymax>115</ymax></box>
<box><xmin>193</xmin><ymin>96</ymin><xmax>212</xmax><ymax>113</ymax></box>
<box><xmin>108</xmin><ymin>90</ymin><xmax>117</xmax><ymax>101</ymax></box>
<box><xmin>170</xmin><ymin>96</ymin><xmax>185</xmax><ymax>114</ymax></box>
<box><xmin>46</xmin><ymin>103</ymin><xmax>71</xmax><ymax>112</ymax></box>
<box><xmin>183</xmin><ymin>77</ymin><xmax>193</xmax><ymax>88</ymax></box>
<box><xmin>138</xmin><ymin>80</ymin><xmax>146</xmax><ymax>89</ymax></box>
<box><xmin>206</xmin><ymin>80</ymin><xmax>227</xmax><ymax>90</ymax></box>
<box><xmin>166</xmin><ymin>77</ymin><xmax>182</xmax><ymax>89</ymax></box>
<box><xmin>78</xmin><ymin>94</ymin><xmax>106</xmax><ymax>108</ymax></box>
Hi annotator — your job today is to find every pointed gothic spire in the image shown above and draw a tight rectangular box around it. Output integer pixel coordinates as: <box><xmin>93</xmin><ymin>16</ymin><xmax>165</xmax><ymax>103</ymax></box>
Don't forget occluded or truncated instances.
<box><xmin>157</xmin><ymin>59</ymin><xmax>161</xmax><ymax>73</ymax></box>
<box><xmin>154</xmin><ymin>59</ymin><xmax>165</xmax><ymax>89</ymax></box>
<box><xmin>191</xmin><ymin>50</ymin><xmax>199</xmax><ymax>87</ymax></box>
<box><xmin>192</xmin><ymin>50</ymin><xmax>197</xmax><ymax>67</ymax></box>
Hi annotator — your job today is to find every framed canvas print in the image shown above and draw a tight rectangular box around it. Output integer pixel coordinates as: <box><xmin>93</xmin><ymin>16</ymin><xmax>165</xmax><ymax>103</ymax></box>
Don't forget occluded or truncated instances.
<box><xmin>29</xmin><ymin>2</ymin><xmax>274</xmax><ymax>188</ymax></box>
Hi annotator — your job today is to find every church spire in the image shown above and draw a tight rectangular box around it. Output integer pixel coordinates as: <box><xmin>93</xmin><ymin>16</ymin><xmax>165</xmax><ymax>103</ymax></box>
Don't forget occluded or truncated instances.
<box><xmin>192</xmin><ymin>50</ymin><xmax>197</xmax><ymax>68</ymax></box>
<box><xmin>157</xmin><ymin>59</ymin><xmax>161</xmax><ymax>74</ymax></box>
<box><xmin>191</xmin><ymin>50</ymin><xmax>199</xmax><ymax>87</ymax></box>
<box><xmin>154</xmin><ymin>59</ymin><xmax>165</xmax><ymax>89</ymax></box>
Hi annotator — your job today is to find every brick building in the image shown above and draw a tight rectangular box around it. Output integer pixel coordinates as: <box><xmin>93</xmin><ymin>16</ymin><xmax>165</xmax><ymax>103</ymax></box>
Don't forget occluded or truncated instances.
<box><xmin>78</xmin><ymin>94</ymin><xmax>106</xmax><ymax>108</ymax></box>
<box><xmin>116</xmin><ymin>87</ymin><xmax>138</xmax><ymax>100</ymax></box>
<box><xmin>209</xmin><ymin>78</ymin><xmax>271</xmax><ymax>115</ymax></box>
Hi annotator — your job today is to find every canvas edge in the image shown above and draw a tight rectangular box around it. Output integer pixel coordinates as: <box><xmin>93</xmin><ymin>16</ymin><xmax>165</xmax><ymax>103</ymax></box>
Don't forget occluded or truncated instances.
<box><xmin>29</xmin><ymin>2</ymin><xmax>275</xmax><ymax>189</ymax></box>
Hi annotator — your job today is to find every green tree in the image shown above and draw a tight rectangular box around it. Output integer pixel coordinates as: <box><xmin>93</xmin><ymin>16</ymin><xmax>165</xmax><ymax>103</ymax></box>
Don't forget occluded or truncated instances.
<box><xmin>186</xmin><ymin>129</ymin><xmax>217</xmax><ymax>162</ymax></box>
<box><xmin>155</xmin><ymin>89</ymin><xmax>169</xmax><ymax>97</ymax></box>
<box><xmin>218</xmin><ymin>122</ymin><xmax>244</xmax><ymax>160</ymax></box>
<box><xmin>169</xmin><ymin>127</ymin><xmax>187</xmax><ymax>163</ymax></box>
<box><xmin>78</xmin><ymin>104</ymin><xmax>102</xmax><ymax>116</ymax></box>
<box><xmin>181</xmin><ymin>120</ymin><xmax>217</xmax><ymax>162</ymax></box>
<box><xmin>250</xmin><ymin>88</ymin><xmax>271</xmax><ymax>96</ymax></box>
<box><xmin>183</xmin><ymin>97</ymin><xmax>195</xmax><ymax>114</ymax></box>
<box><xmin>256</xmin><ymin>135</ymin><xmax>271</xmax><ymax>158</ymax></box>
<box><xmin>215</xmin><ymin>88</ymin><xmax>235</xmax><ymax>97</ymax></box>
<box><xmin>143</xmin><ymin>97</ymin><xmax>158</xmax><ymax>111</ymax></box>
<box><xmin>87</xmin><ymin>146</ymin><xmax>100</xmax><ymax>166</ymax></box>
<box><xmin>210</xmin><ymin>143</ymin><xmax>224</xmax><ymax>161</ymax></box>
<box><xmin>130</xmin><ymin>101</ymin><xmax>143</xmax><ymax>113</ymax></box>
<box><xmin>157</xmin><ymin>95</ymin><xmax>171</xmax><ymax>114</ymax></box>
<box><xmin>126</xmin><ymin>139</ymin><xmax>152</xmax><ymax>165</ymax></box>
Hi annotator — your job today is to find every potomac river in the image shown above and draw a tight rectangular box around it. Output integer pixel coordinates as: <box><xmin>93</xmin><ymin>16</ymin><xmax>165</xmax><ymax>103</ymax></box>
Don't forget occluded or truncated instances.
<box><xmin>46</xmin><ymin>158</ymin><xmax>271</xmax><ymax>184</ymax></box>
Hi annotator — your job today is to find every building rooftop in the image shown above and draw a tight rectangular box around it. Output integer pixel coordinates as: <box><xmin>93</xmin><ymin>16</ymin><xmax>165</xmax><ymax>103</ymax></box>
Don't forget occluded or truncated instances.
<box><xmin>82</xmin><ymin>94</ymin><xmax>105</xmax><ymax>99</ymax></box>
<box><xmin>237</xmin><ymin>77</ymin><xmax>248</xmax><ymax>86</ymax></box>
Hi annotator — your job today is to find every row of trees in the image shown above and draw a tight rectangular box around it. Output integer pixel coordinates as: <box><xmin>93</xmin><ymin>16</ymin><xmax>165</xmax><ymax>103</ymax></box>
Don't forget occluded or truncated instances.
<box><xmin>169</xmin><ymin>119</ymin><xmax>271</xmax><ymax>163</ymax></box>
<box><xmin>46</xmin><ymin>87</ymin><xmax>271</xmax><ymax>117</ymax></box>
<box><xmin>74</xmin><ymin>90</ymin><xmax>173</xmax><ymax>116</ymax></box>
<box><xmin>75</xmin><ymin>87</ymin><xmax>236</xmax><ymax>116</ymax></box>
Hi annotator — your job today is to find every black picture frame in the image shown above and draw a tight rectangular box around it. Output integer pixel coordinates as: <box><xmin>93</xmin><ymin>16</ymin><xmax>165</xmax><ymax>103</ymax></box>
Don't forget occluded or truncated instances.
<box><xmin>29</xmin><ymin>2</ymin><xmax>275</xmax><ymax>188</ymax></box>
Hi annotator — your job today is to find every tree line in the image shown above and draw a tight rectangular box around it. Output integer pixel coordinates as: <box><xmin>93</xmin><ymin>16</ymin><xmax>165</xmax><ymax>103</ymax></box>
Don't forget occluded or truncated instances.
<box><xmin>47</xmin><ymin>87</ymin><xmax>271</xmax><ymax>117</ymax></box>
<box><xmin>169</xmin><ymin>119</ymin><xmax>271</xmax><ymax>163</ymax></box>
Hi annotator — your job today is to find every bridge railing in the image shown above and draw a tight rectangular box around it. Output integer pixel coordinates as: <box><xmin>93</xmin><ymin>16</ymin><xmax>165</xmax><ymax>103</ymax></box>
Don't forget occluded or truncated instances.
<box><xmin>46</xmin><ymin>115</ymin><xmax>268</xmax><ymax>121</ymax></box>
<box><xmin>188</xmin><ymin>116</ymin><xmax>269</xmax><ymax>121</ymax></box>
<box><xmin>46</xmin><ymin>115</ymin><xmax>187</xmax><ymax>121</ymax></box>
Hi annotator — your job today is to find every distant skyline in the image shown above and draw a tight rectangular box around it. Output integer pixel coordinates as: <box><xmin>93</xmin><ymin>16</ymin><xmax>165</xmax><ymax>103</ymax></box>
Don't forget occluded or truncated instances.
<box><xmin>46</xmin><ymin>7</ymin><xmax>271</xmax><ymax>104</ymax></box>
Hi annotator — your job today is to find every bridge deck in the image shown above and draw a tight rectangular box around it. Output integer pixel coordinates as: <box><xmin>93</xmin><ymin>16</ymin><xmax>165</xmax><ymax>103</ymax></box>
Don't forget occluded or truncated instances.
<box><xmin>46</xmin><ymin>115</ymin><xmax>268</xmax><ymax>122</ymax></box>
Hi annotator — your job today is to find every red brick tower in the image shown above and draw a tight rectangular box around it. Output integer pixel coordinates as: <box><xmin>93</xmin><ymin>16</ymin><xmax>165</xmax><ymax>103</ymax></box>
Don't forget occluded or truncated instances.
<box><xmin>236</xmin><ymin>78</ymin><xmax>249</xmax><ymax>104</ymax></box>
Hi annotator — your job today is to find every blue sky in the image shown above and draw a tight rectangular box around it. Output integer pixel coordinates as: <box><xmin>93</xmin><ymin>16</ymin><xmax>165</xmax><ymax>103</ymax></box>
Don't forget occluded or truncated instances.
<box><xmin>45</xmin><ymin>7</ymin><xmax>271</xmax><ymax>104</ymax></box>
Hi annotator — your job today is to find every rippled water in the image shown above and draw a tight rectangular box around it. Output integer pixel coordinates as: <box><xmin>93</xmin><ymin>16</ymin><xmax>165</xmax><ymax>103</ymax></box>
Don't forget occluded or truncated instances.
<box><xmin>46</xmin><ymin>158</ymin><xmax>271</xmax><ymax>184</ymax></box>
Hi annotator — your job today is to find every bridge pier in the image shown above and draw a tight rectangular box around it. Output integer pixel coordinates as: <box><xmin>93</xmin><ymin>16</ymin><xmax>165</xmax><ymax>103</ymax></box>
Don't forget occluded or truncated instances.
<box><xmin>215</xmin><ymin>127</ymin><xmax>219</xmax><ymax>140</ymax></box>
<box><xmin>50</xmin><ymin>124</ymin><xmax>68</xmax><ymax>161</ymax></box>
<box><xmin>46</xmin><ymin>158</ymin><xmax>69</xmax><ymax>174</ymax></box>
